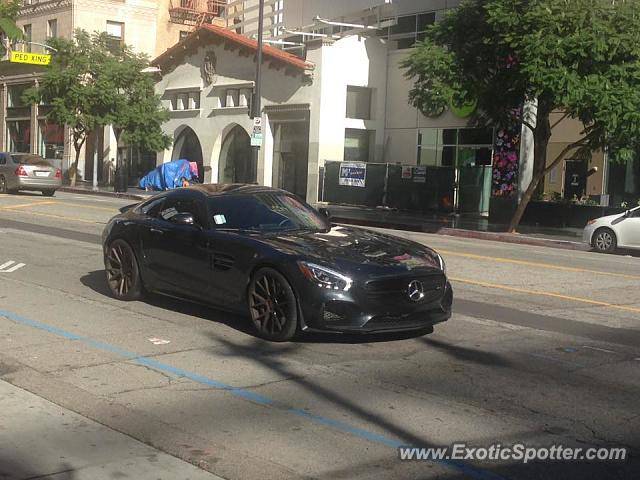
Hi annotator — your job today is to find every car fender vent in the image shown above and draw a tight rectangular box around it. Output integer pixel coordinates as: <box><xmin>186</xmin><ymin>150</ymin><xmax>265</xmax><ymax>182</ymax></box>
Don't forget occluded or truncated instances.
<box><xmin>212</xmin><ymin>252</ymin><xmax>234</xmax><ymax>271</ymax></box>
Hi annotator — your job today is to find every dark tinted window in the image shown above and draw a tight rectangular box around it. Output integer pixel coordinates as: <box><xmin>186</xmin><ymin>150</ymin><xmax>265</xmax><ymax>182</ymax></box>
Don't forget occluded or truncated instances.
<box><xmin>207</xmin><ymin>193</ymin><xmax>328</xmax><ymax>232</ymax></box>
<box><xmin>0</xmin><ymin>154</ymin><xmax>5</xmax><ymax>165</ymax></box>
<box><xmin>138</xmin><ymin>197</ymin><xmax>165</xmax><ymax>217</ymax></box>
<box><xmin>160</xmin><ymin>196</ymin><xmax>206</xmax><ymax>226</ymax></box>
<box><xmin>11</xmin><ymin>154</ymin><xmax>51</xmax><ymax>166</ymax></box>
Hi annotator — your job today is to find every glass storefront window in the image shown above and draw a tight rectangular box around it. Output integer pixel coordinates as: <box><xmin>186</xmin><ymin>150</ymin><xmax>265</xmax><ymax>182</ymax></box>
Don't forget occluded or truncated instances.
<box><xmin>7</xmin><ymin>84</ymin><xmax>31</xmax><ymax>108</ymax></box>
<box><xmin>38</xmin><ymin>121</ymin><xmax>65</xmax><ymax>160</ymax></box>
<box><xmin>7</xmin><ymin>120</ymin><xmax>31</xmax><ymax>153</ymax></box>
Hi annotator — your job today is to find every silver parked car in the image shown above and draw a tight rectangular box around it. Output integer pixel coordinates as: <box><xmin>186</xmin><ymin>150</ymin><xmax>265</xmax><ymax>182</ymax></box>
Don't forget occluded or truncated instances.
<box><xmin>0</xmin><ymin>153</ymin><xmax>62</xmax><ymax>196</ymax></box>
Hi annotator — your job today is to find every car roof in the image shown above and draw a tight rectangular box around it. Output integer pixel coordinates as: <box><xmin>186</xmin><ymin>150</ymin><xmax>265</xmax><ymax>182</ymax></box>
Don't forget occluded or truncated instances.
<box><xmin>184</xmin><ymin>184</ymin><xmax>288</xmax><ymax>197</ymax></box>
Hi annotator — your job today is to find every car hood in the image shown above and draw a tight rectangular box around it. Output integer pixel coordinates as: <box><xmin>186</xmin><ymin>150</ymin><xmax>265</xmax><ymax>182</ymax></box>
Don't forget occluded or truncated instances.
<box><xmin>254</xmin><ymin>225</ymin><xmax>442</xmax><ymax>276</ymax></box>
<box><xmin>593</xmin><ymin>213</ymin><xmax>626</xmax><ymax>226</ymax></box>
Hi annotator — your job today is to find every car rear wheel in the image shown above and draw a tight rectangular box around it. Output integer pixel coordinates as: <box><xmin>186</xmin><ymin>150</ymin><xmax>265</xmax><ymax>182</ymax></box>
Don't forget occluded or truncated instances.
<box><xmin>593</xmin><ymin>228</ymin><xmax>617</xmax><ymax>253</ymax></box>
<box><xmin>248</xmin><ymin>268</ymin><xmax>298</xmax><ymax>342</ymax></box>
<box><xmin>0</xmin><ymin>175</ymin><xmax>8</xmax><ymax>194</ymax></box>
<box><xmin>105</xmin><ymin>239</ymin><xmax>143</xmax><ymax>301</ymax></box>
<box><xmin>41</xmin><ymin>189</ymin><xmax>55</xmax><ymax>197</ymax></box>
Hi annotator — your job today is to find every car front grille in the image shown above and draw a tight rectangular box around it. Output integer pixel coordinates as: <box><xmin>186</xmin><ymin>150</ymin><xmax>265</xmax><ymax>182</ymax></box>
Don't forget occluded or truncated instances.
<box><xmin>364</xmin><ymin>272</ymin><xmax>446</xmax><ymax>303</ymax></box>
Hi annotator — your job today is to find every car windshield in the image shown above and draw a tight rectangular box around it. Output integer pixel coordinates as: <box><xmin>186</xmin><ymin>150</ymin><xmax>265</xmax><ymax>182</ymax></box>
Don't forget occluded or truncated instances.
<box><xmin>207</xmin><ymin>193</ymin><xmax>329</xmax><ymax>233</ymax></box>
<box><xmin>11</xmin><ymin>154</ymin><xmax>52</xmax><ymax>167</ymax></box>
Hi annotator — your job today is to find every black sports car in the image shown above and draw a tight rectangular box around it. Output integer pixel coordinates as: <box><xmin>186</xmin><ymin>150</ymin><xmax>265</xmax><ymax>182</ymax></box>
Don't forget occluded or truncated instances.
<box><xmin>101</xmin><ymin>185</ymin><xmax>452</xmax><ymax>341</ymax></box>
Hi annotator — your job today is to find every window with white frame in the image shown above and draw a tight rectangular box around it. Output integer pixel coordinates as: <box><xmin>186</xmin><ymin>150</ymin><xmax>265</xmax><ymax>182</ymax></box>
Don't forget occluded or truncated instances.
<box><xmin>106</xmin><ymin>21</ymin><xmax>124</xmax><ymax>53</ymax></box>
<box><xmin>346</xmin><ymin>86</ymin><xmax>372</xmax><ymax>120</ymax></box>
<box><xmin>47</xmin><ymin>19</ymin><xmax>57</xmax><ymax>39</ymax></box>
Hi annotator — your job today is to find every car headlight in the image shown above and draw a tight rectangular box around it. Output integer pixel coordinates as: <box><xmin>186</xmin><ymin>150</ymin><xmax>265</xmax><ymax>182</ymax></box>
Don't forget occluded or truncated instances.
<box><xmin>298</xmin><ymin>262</ymin><xmax>352</xmax><ymax>291</ymax></box>
<box><xmin>437</xmin><ymin>253</ymin><xmax>447</xmax><ymax>275</ymax></box>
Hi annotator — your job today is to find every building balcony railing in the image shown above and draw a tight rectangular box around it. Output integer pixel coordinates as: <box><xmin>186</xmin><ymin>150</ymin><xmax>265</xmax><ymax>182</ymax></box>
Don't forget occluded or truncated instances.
<box><xmin>169</xmin><ymin>0</ymin><xmax>226</xmax><ymax>27</ymax></box>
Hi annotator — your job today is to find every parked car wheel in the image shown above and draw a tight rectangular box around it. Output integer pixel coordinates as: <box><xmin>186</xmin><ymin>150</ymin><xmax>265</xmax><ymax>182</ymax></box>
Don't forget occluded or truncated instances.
<box><xmin>592</xmin><ymin>228</ymin><xmax>617</xmax><ymax>253</ymax></box>
<box><xmin>248</xmin><ymin>267</ymin><xmax>298</xmax><ymax>342</ymax></box>
<box><xmin>0</xmin><ymin>175</ymin><xmax>8</xmax><ymax>194</ymax></box>
<box><xmin>41</xmin><ymin>189</ymin><xmax>56</xmax><ymax>197</ymax></box>
<box><xmin>104</xmin><ymin>239</ymin><xmax>143</xmax><ymax>301</ymax></box>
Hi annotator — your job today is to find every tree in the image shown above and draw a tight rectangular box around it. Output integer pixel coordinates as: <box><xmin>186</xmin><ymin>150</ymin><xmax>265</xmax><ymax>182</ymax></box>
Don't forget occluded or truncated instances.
<box><xmin>403</xmin><ymin>0</ymin><xmax>640</xmax><ymax>232</ymax></box>
<box><xmin>0</xmin><ymin>0</ymin><xmax>23</xmax><ymax>51</ymax></box>
<box><xmin>26</xmin><ymin>29</ymin><xmax>171</xmax><ymax>186</ymax></box>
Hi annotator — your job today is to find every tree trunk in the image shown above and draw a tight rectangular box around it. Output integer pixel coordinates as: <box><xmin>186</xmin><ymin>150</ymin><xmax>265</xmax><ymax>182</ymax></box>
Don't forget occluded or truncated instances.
<box><xmin>70</xmin><ymin>145</ymin><xmax>82</xmax><ymax>187</ymax></box>
<box><xmin>507</xmin><ymin>110</ymin><xmax>552</xmax><ymax>233</ymax></box>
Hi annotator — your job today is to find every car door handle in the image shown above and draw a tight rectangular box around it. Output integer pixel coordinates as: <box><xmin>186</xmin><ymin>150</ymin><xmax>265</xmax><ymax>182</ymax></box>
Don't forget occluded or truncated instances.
<box><xmin>150</xmin><ymin>228</ymin><xmax>165</xmax><ymax>234</ymax></box>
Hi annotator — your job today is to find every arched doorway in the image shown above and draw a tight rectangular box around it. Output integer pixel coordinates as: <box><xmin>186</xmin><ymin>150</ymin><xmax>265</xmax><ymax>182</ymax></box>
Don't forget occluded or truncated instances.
<box><xmin>218</xmin><ymin>125</ymin><xmax>252</xmax><ymax>184</ymax></box>
<box><xmin>171</xmin><ymin>127</ymin><xmax>204</xmax><ymax>183</ymax></box>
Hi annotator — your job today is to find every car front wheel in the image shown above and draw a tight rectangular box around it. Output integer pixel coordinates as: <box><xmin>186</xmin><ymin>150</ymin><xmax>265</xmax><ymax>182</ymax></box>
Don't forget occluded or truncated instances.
<box><xmin>592</xmin><ymin>228</ymin><xmax>617</xmax><ymax>253</ymax></box>
<box><xmin>248</xmin><ymin>268</ymin><xmax>298</xmax><ymax>342</ymax></box>
<box><xmin>105</xmin><ymin>239</ymin><xmax>143</xmax><ymax>301</ymax></box>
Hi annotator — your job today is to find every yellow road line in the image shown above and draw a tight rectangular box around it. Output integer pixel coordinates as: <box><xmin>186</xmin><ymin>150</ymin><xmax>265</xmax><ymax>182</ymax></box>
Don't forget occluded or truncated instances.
<box><xmin>439</xmin><ymin>249</ymin><xmax>640</xmax><ymax>280</ymax></box>
<box><xmin>0</xmin><ymin>200</ymin><xmax>58</xmax><ymax>210</ymax></box>
<box><xmin>450</xmin><ymin>276</ymin><xmax>640</xmax><ymax>314</ymax></box>
<box><xmin>1</xmin><ymin>208</ymin><xmax>100</xmax><ymax>224</ymax></box>
<box><xmin>56</xmin><ymin>201</ymin><xmax>120</xmax><ymax>212</ymax></box>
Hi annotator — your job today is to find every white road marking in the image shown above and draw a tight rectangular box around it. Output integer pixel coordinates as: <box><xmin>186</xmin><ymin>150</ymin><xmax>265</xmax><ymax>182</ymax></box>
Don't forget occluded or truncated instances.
<box><xmin>582</xmin><ymin>345</ymin><xmax>618</xmax><ymax>354</ymax></box>
<box><xmin>0</xmin><ymin>261</ymin><xmax>26</xmax><ymax>273</ymax></box>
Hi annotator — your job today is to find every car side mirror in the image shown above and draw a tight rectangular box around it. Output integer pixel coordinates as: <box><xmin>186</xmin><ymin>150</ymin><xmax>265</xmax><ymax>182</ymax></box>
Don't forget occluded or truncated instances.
<box><xmin>318</xmin><ymin>207</ymin><xmax>332</xmax><ymax>220</ymax></box>
<box><xmin>170</xmin><ymin>213</ymin><xmax>196</xmax><ymax>226</ymax></box>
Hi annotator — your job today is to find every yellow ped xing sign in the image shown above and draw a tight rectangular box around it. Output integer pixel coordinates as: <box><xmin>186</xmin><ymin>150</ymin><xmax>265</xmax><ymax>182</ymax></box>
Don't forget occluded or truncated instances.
<box><xmin>10</xmin><ymin>51</ymin><xmax>52</xmax><ymax>66</ymax></box>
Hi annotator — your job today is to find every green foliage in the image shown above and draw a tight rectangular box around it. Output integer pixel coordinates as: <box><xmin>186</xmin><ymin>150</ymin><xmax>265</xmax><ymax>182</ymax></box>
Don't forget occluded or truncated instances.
<box><xmin>26</xmin><ymin>29</ymin><xmax>171</xmax><ymax>162</ymax></box>
<box><xmin>0</xmin><ymin>0</ymin><xmax>23</xmax><ymax>53</ymax></box>
<box><xmin>403</xmin><ymin>0</ymin><xmax>640</xmax><ymax>230</ymax></box>
<box><xmin>404</xmin><ymin>0</ymin><xmax>640</xmax><ymax>152</ymax></box>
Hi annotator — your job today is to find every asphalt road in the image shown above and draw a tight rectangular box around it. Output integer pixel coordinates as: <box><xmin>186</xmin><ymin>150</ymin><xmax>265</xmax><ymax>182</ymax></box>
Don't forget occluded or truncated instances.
<box><xmin>1</xmin><ymin>191</ymin><xmax>639</xmax><ymax>480</ymax></box>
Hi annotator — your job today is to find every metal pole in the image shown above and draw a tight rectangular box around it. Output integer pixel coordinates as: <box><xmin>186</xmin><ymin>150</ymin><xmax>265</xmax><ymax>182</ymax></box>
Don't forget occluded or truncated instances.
<box><xmin>251</xmin><ymin>0</ymin><xmax>265</xmax><ymax>184</ymax></box>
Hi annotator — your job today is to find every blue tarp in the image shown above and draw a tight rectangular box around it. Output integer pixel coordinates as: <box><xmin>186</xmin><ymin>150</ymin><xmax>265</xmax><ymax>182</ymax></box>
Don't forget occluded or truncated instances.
<box><xmin>139</xmin><ymin>159</ymin><xmax>197</xmax><ymax>191</ymax></box>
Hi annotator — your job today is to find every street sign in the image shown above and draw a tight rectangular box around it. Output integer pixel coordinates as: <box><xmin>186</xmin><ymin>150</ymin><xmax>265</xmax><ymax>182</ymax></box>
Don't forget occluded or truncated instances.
<box><xmin>339</xmin><ymin>162</ymin><xmax>367</xmax><ymax>187</ymax></box>
<box><xmin>251</xmin><ymin>117</ymin><xmax>263</xmax><ymax>147</ymax></box>
<box><xmin>10</xmin><ymin>51</ymin><xmax>52</xmax><ymax>66</ymax></box>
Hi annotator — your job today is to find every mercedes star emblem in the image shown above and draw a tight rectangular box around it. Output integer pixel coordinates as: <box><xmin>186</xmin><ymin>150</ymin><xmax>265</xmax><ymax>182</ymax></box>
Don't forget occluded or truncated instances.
<box><xmin>407</xmin><ymin>280</ymin><xmax>425</xmax><ymax>302</ymax></box>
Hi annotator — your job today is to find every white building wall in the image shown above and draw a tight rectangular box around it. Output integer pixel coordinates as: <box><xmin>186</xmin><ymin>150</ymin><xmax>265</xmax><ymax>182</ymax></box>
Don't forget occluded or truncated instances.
<box><xmin>384</xmin><ymin>49</ymin><xmax>468</xmax><ymax>165</ymax></box>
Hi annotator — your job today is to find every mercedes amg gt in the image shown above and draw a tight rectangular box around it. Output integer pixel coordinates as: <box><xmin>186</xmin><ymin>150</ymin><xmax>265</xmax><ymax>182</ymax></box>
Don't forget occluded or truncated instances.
<box><xmin>101</xmin><ymin>185</ymin><xmax>452</xmax><ymax>341</ymax></box>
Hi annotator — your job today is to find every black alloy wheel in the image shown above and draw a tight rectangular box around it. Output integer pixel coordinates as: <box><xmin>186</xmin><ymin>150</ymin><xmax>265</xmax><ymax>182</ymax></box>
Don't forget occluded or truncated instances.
<box><xmin>105</xmin><ymin>239</ymin><xmax>143</xmax><ymax>301</ymax></box>
<box><xmin>248</xmin><ymin>268</ymin><xmax>298</xmax><ymax>341</ymax></box>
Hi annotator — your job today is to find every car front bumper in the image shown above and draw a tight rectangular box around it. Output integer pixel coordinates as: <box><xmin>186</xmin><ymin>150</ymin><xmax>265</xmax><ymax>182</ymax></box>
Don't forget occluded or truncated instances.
<box><xmin>582</xmin><ymin>224</ymin><xmax>596</xmax><ymax>246</ymax></box>
<box><xmin>297</xmin><ymin>275</ymin><xmax>453</xmax><ymax>334</ymax></box>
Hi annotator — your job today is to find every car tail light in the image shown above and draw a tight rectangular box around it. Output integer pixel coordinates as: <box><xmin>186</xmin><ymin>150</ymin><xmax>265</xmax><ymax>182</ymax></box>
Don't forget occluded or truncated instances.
<box><xmin>55</xmin><ymin>169</ymin><xmax>62</xmax><ymax>178</ymax></box>
<box><xmin>15</xmin><ymin>165</ymin><xmax>28</xmax><ymax>177</ymax></box>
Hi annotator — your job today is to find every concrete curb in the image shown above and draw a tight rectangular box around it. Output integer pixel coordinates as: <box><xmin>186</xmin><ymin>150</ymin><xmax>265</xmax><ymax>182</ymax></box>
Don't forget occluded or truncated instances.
<box><xmin>437</xmin><ymin>227</ymin><xmax>589</xmax><ymax>251</ymax></box>
<box><xmin>331</xmin><ymin>216</ymin><xmax>588</xmax><ymax>252</ymax></box>
<box><xmin>59</xmin><ymin>187</ymin><xmax>147</xmax><ymax>201</ymax></box>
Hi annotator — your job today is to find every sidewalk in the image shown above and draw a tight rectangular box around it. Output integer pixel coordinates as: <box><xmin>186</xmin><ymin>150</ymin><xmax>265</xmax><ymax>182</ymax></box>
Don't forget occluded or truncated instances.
<box><xmin>56</xmin><ymin>185</ymin><xmax>588</xmax><ymax>251</ymax></box>
<box><xmin>0</xmin><ymin>379</ymin><xmax>223</xmax><ymax>480</ymax></box>
<box><xmin>324</xmin><ymin>204</ymin><xmax>587</xmax><ymax>251</ymax></box>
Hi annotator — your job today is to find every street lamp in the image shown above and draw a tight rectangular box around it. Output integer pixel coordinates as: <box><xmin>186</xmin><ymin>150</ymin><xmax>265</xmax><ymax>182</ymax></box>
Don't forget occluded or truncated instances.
<box><xmin>250</xmin><ymin>0</ymin><xmax>265</xmax><ymax>184</ymax></box>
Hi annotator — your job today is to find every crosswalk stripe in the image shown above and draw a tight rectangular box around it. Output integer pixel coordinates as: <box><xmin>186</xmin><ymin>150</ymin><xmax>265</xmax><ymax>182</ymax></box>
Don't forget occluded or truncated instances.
<box><xmin>0</xmin><ymin>261</ymin><xmax>14</xmax><ymax>270</ymax></box>
<box><xmin>3</xmin><ymin>263</ymin><xmax>25</xmax><ymax>273</ymax></box>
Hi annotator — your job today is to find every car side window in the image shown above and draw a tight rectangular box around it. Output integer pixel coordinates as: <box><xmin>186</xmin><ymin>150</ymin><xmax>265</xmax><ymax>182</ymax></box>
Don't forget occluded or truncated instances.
<box><xmin>160</xmin><ymin>197</ymin><xmax>204</xmax><ymax>226</ymax></box>
<box><xmin>139</xmin><ymin>197</ymin><xmax>165</xmax><ymax>218</ymax></box>
<box><xmin>0</xmin><ymin>154</ymin><xmax>5</xmax><ymax>165</ymax></box>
